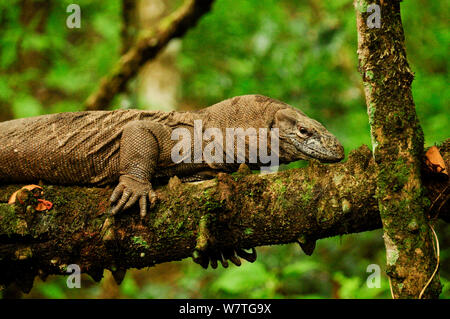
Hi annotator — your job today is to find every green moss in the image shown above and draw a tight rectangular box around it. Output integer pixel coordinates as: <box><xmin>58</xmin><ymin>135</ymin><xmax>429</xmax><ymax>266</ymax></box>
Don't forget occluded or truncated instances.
<box><xmin>0</xmin><ymin>204</ymin><xmax>28</xmax><ymax>237</ymax></box>
<box><xmin>365</xmin><ymin>70</ymin><xmax>374</xmax><ymax>80</ymax></box>
<box><xmin>394</xmin><ymin>158</ymin><xmax>410</xmax><ymax>178</ymax></box>
<box><xmin>367</xmin><ymin>102</ymin><xmax>376</xmax><ymax>126</ymax></box>
<box><xmin>378</xmin><ymin>158</ymin><xmax>411</xmax><ymax>197</ymax></box>
<box><xmin>271</xmin><ymin>179</ymin><xmax>286</xmax><ymax>197</ymax></box>
<box><xmin>403</xmin><ymin>238</ymin><xmax>413</xmax><ymax>250</ymax></box>
<box><xmin>153</xmin><ymin>209</ymin><xmax>172</xmax><ymax>228</ymax></box>
<box><xmin>268</xmin><ymin>179</ymin><xmax>291</xmax><ymax>213</ymax></box>
<box><xmin>201</xmin><ymin>189</ymin><xmax>224</xmax><ymax>212</ymax></box>
<box><xmin>176</xmin><ymin>220</ymin><xmax>184</xmax><ymax>231</ymax></box>
<box><xmin>300</xmin><ymin>179</ymin><xmax>315</xmax><ymax>205</ymax></box>
<box><xmin>356</xmin><ymin>0</ymin><xmax>369</xmax><ymax>13</ymax></box>
<box><xmin>43</xmin><ymin>186</ymin><xmax>68</xmax><ymax>207</ymax></box>
<box><xmin>131</xmin><ymin>236</ymin><xmax>149</xmax><ymax>249</ymax></box>
<box><xmin>407</xmin><ymin>218</ymin><xmax>419</xmax><ymax>232</ymax></box>
<box><xmin>164</xmin><ymin>217</ymin><xmax>187</xmax><ymax>237</ymax></box>
<box><xmin>89</xmin><ymin>216</ymin><xmax>107</xmax><ymax>230</ymax></box>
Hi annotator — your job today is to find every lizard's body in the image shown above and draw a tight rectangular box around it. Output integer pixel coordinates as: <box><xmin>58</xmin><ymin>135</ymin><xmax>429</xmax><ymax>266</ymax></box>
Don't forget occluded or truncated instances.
<box><xmin>0</xmin><ymin>108</ymin><xmax>207</xmax><ymax>185</ymax></box>
<box><xmin>0</xmin><ymin>94</ymin><xmax>344</xmax><ymax>268</ymax></box>
<box><xmin>0</xmin><ymin>95</ymin><xmax>291</xmax><ymax>186</ymax></box>
<box><xmin>0</xmin><ymin>94</ymin><xmax>343</xmax><ymax>184</ymax></box>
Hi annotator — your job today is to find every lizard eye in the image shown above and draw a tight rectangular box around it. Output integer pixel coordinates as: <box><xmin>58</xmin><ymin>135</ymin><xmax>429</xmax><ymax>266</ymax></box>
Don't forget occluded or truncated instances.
<box><xmin>297</xmin><ymin>127</ymin><xmax>313</xmax><ymax>138</ymax></box>
<box><xmin>299</xmin><ymin>127</ymin><xmax>309</xmax><ymax>135</ymax></box>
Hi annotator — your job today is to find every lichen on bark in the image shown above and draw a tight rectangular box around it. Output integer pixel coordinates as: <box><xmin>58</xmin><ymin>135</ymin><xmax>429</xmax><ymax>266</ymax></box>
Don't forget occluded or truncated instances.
<box><xmin>354</xmin><ymin>0</ymin><xmax>441</xmax><ymax>298</ymax></box>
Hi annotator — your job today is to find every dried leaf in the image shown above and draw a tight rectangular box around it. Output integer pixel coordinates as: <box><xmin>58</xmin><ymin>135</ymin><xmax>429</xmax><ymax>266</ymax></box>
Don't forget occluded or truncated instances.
<box><xmin>425</xmin><ymin>146</ymin><xmax>448</xmax><ymax>176</ymax></box>
<box><xmin>8</xmin><ymin>185</ymin><xmax>53</xmax><ymax>211</ymax></box>
<box><xmin>36</xmin><ymin>199</ymin><xmax>53</xmax><ymax>211</ymax></box>
<box><xmin>8</xmin><ymin>185</ymin><xmax>43</xmax><ymax>204</ymax></box>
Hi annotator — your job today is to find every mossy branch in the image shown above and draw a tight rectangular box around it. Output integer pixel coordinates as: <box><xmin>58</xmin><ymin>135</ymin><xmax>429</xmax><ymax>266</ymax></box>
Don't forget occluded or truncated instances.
<box><xmin>0</xmin><ymin>140</ymin><xmax>448</xmax><ymax>293</ymax></box>
<box><xmin>84</xmin><ymin>0</ymin><xmax>215</xmax><ymax>111</ymax></box>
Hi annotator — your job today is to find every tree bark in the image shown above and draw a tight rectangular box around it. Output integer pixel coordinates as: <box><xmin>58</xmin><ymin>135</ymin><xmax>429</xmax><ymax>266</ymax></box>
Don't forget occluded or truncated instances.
<box><xmin>1</xmin><ymin>140</ymin><xmax>448</xmax><ymax>293</ymax></box>
<box><xmin>84</xmin><ymin>0</ymin><xmax>214</xmax><ymax>111</ymax></box>
<box><xmin>354</xmin><ymin>0</ymin><xmax>440</xmax><ymax>298</ymax></box>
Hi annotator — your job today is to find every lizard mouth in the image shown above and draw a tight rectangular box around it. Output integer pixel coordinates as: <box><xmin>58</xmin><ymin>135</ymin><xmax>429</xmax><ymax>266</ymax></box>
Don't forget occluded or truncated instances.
<box><xmin>291</xmin><ymin>136</ymin><xmax>344</xmax><ymax>163</ymax></box>
<box><xmin>301</xmin><ymin>145</ymin><xmax>343</xmax><ymax>163</ymax></box>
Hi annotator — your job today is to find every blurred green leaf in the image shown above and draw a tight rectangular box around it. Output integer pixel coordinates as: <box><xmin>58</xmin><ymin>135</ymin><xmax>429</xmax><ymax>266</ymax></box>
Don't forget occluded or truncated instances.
<box><xmin>282</xmin><ymin>259</ymin><xmax>324</xmax><ymax>277</ymax></box>
<box><xmin>121</xmin><ymin>275</ymin><xmax>139</xmax><ymax>298</ymax></box>
<box><xmin>37</xmin><ymin>280</ymin><xmax>66</xmax><ymax>299</ymax></box>
<box><xmin>12</xmin><ymin>95</ymin><xmax>43</xmax><ymax>118</ymax></box>
<box><xmin>212</xmin><ymin>262</ymin><xmax>277</xmax><ymax>296</ymax></box>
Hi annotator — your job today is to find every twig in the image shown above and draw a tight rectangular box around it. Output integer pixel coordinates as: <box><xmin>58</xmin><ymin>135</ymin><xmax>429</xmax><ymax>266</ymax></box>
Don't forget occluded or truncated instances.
<box><xmin>85</xmin><ymin>0</ymin><xmax>215</xmax><ymax>110</ymax></box>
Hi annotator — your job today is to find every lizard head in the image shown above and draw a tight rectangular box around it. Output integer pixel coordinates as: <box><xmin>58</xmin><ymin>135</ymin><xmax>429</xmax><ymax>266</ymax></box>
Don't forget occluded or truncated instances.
<box><xmin>273</xmin><ymin>107</ymin><xmax>345</xmax><ymax>163</ymax></box>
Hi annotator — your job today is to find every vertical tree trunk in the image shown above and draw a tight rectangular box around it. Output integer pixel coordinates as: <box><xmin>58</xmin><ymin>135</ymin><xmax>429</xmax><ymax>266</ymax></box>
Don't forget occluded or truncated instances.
<box><xmin>354</xmin><ymin>0</ymin><xmax>440</xmax><ymax>298</ymax></box>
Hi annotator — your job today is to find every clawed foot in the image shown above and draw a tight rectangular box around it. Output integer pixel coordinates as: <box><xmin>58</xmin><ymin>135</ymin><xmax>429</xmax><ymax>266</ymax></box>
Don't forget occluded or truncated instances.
<box><xmin>109</xmin><ymin>175</ymin><xmax>157</xmax><ymax>217</ymax></box>
<box><xmin>192</xmin><ymin>214</ymin><xmax>257</xmax><ymax>269</ymax></box>
<box><xmin>192</xmin><ymin>246</ymin><xmax>257</xmax><ymax>269</ymax></box>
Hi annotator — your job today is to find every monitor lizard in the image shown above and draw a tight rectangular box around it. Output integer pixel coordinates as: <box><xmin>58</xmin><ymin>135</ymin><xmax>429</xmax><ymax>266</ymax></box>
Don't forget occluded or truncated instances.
<box><xmin>0</xmin><ymin>94</ymin><xmax>344</xmax><ymax>268</ymax></box>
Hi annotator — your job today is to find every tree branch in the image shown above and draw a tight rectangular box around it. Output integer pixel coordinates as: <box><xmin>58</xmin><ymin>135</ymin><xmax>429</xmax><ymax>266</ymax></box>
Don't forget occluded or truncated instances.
<box><xmin>84</xmin><ymin>0</ymin><xmax>215</xmax><ymax>110</ymax></box>
<box><xmin>1</xmin><ymin>140</ymin><xmax>448</xmax><ymax>293</ymax></box>
<box><xmin>120</xmin><ymin>0</ymin><xmax>139</xmax><ymax>55</ymax></box>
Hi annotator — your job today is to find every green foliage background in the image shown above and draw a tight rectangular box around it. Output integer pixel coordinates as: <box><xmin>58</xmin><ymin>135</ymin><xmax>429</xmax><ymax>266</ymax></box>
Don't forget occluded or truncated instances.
<box><xmin>0</xmin><ymin>0</ymin><xmax>448</xmax><ymax>299</ymax></box>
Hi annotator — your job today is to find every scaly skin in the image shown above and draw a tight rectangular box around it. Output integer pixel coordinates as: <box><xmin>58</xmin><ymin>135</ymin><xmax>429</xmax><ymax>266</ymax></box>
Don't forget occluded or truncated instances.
<box><xmin>0</xmin><ymin>94</ymin><xmax>344</xmax><ymax>268</ymax></box>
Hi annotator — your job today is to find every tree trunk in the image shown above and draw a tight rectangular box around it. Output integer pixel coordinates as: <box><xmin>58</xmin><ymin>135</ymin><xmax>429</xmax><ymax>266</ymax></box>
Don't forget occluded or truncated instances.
<box><xmin>354</xmin><ymin>0</ymin><xmax>441</xmax><ymax>298</ymax></box>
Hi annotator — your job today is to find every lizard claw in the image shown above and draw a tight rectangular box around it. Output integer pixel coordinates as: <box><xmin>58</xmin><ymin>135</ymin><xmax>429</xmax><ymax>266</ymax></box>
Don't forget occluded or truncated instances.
<box><xmin>110</xmin><ymin>175</ymin><xmax>156</xmax><ymax>216</ymax></box>
<box><xmin>192</xmin><ymin>246</ymin><xmax>255</xmax><ymax>269</ymax></box>
<box><xmin>191</xmin><ymin>214</ymin><xmax>256</xmax><ymax>269</ymax></box>
<box><xmin>236</xmin><ymin>247</ymin><xmax>257</xmax><ymax>263</ymax></box>
<box><xmin>148</xmin><ymin>190</ymin><xmax>158</xmax><ymax>207</ymax></box>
